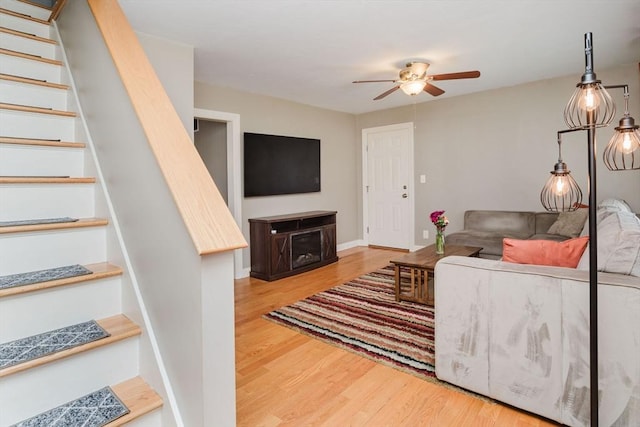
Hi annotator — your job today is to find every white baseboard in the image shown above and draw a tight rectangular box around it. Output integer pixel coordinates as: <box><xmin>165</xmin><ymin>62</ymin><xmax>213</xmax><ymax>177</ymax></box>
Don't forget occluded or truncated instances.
<box><xmin>338</xmin><ymin>241</ymin><xmax>425</xmax><ymax>253</ymax></box>
<box><xmin>337</xmin><ymin>239</ymin><xmax>366</xmax><ymax>252</ymax></box>
<box><xmin>237</xmin><ymin>267</ymin><xmax>251</xmax><ymax>279</ymax></box>
<box><xmin>337</xmin><ymin>240</ymin><xmax>427</xmax><ymax>253</ymax></box>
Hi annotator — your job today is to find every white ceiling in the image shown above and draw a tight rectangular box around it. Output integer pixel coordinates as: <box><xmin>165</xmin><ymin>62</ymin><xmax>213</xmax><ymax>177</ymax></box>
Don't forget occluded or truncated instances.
<box><xmin>118</xmin><ymin>1</ymin><xmax>640</xmax><ymax>114</ymax></box>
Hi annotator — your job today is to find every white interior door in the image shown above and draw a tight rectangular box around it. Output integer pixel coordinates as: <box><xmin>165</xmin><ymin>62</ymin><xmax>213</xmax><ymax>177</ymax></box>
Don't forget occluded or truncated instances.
<box><xmin>363</xmin><ymin>123</ymin><xmax>414</xmax><ymax>249</ymax></box>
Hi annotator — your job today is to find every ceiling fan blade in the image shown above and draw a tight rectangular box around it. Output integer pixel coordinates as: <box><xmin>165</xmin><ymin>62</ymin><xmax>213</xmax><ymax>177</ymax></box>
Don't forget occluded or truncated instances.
<box><xmin>373</xmin><ymin>85</ymin><xmax>400</xmax><ymax>100</ymax></box>
<box><xmin>430</xmin><ymin>70</ymin><xmax>481</xmax><ymax>80</ymax></box>
<box><xmin>424</xmin><ymin>83</ymin><xmax>445</xmax><ymax>96</ymax></box>
<box><xmin>353</xmin><ymin>79</ymin><xmax>396</xmax><ymax>83</ymax></box>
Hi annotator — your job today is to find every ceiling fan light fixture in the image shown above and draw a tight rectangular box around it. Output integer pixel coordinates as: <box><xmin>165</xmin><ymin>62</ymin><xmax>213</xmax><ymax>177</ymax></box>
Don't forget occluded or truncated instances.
<box><xmin>407</xmin><ymin>61</ymin><xmax>428</xmax><ymax>77</ymax></box>
<box><xmin>400</xmin><ymin>79</ymin><xmax>426</xmax><ymax>96</ymax></box>
<box><xmin>353</xmin><ymin>61</ymin><xmax>480</xmax><ymax>100</ymax></box>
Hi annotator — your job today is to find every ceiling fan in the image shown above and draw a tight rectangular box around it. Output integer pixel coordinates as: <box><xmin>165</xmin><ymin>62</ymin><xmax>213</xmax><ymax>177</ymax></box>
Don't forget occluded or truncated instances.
<box><xmin>353</xmin><ymin>61</ymin><xmax>481</xmax><ymax>100</ymax></box>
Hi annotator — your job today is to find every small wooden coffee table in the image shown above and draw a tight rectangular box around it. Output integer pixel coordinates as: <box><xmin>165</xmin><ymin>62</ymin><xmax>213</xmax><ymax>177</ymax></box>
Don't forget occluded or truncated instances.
<box><xmin>390</xmin><ymin>244</ymin><xmax>482</xmax><ymax>306</ymax></box>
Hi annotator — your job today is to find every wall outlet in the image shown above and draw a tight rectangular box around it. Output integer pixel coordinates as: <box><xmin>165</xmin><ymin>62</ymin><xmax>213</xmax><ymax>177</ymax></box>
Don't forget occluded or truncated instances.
<box><xmin>423</xmin><ymin>229</ymin><xmax>429</xmax><ymax>239</ymax></box>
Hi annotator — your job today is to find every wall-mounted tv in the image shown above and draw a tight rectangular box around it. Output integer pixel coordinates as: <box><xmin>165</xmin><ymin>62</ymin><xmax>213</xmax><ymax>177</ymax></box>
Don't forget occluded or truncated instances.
<box><xmin>244</xmin><ymin>132</ymin><xmax>321</xmax><ymax>197</ymax></box>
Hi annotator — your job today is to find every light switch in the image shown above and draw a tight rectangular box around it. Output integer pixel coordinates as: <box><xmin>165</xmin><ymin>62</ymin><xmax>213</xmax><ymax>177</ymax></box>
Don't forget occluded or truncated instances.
<box><xmin>419</xmin><ymin>174</ymin><xmax>426</xmax><ymax>183</ymax></box>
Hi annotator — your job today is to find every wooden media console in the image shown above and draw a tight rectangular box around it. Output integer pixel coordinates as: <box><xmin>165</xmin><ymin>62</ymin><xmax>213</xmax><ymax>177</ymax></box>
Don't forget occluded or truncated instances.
<box><xmin>249</xmin><ymin>211</ymin><xmax>338</xmax><ymax>281</ymax></box>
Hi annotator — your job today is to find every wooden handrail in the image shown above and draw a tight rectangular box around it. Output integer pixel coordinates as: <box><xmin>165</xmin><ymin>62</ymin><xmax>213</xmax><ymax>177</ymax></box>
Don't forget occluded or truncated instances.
<box><xmin>87</xmin><ymin>0</ymin><xmax>246</xmax><ymax>255</ymax></box>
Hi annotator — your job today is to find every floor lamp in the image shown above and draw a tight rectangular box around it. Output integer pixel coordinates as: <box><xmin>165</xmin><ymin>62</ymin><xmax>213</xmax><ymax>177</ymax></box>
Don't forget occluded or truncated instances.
<box><xmin>540</xmin><ymin>32</ymin><xmax>640</xmax><ymax>427</ymax></box>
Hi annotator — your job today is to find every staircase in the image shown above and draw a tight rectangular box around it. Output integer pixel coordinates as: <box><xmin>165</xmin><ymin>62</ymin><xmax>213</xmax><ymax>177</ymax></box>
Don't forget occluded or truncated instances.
<box><xmin>0</xmin><ymin>0</ymin><xmax>163</xmax><ymax>425</ymax></box>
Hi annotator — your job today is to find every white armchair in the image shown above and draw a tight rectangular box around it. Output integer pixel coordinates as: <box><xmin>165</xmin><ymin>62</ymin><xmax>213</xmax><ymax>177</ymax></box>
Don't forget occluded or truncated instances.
<box><xmin>435</xmin><ymin>256</ymin><xmax>640</xmax><ymax>426</ymax></box>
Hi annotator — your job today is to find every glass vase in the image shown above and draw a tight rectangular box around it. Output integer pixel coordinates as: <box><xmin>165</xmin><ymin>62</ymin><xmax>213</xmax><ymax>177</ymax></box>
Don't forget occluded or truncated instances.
<box><xmin>435</xmin><ymin>227</ymin><xmax>445</xmax><ymax>254</ymax></box>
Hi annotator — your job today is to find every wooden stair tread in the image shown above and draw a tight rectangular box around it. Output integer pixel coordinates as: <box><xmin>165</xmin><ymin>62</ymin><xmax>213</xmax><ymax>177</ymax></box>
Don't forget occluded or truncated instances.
<box><xmin>0</xmin><ymin>7</ymin><xmax>50</xmax><ymax>26</ymax></box>
<box><xmin>0</xmin><ymin>102</ymin><xmax>76</xmax><ymax>117</ymax></box>
<box><xmin>0</xmin><ymin>217</ymin><xmax>108</xmax><ymax>234</ymax></box>
<box><xmin>0</xmin><ymin>314</ymin><xmax>141</xmax><ymax>377</ymax></box>
<box><xmin>0</xmin><ymin>136</ymin><xmax>84</xmax><ymax>148</ymax></box>
<box><xmin>0</xmin><ymin>47</ymin><xmax>61</xmax><ymax>65</ymax></box>
<box><xmin>0</xmin><ymin>262</ymin><xmax>123</xmax><ymax>298</ymax></box>
<box><xmin>0</xmin><ymin>176</ymin><xmax>95</xmax><ymax>184</ymax></box>
<box><xmin>0</xmin><ymin>73</ymin><xmax>68</xmax><ymax>90</ymax></box>
<box><xmin>108</xmin><ymin>377</ymin><xmax>163</xmax><ymax>425</ymax></box>
<box><xmin>0</xmin><ymin>26</ymin><xmax>56</xmax><ymax>44</ymax></box>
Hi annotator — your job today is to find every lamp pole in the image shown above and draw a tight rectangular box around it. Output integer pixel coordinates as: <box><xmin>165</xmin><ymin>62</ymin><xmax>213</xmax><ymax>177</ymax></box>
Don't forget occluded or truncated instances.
<box><xmin>564</xmin><ymin>32</ymin><xmax>607</xmax><ymax>426</ymax></box>
<box><xmin>554</xmin><ymin>32</ymin><xmax>639</xmax><ymax>426</ymax></box>
<box><xmin>580</xmin><ymin>33</ymin><xmax>599</xmax><ymax>427</ymax></box>
<box><xmin>586</xmin><ymin>109</ymin><xmax>598</xmax><ymax>427</ymax></box>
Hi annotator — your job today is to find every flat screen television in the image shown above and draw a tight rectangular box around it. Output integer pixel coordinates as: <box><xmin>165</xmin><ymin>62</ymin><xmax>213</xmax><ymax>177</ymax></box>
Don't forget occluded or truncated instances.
<box><xmin>244</xmin><ymin>132</ymin><xmax>321</xmax><ymax>197</ymax></box>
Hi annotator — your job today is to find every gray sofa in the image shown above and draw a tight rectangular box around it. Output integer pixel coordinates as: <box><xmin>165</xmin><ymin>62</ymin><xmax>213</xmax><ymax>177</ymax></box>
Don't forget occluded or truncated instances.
<box><xmin>446</xmin><ymin>210</ymin><xmax>569</xmax><ymax>259</ymax></box>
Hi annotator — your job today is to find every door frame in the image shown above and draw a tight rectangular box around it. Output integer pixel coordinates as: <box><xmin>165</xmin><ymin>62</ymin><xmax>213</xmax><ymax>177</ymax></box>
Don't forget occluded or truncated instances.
<box><xmin>361</xmin><ymin>122</ymin><xmax>415</xmax><ymax>250</ymax></box>
<box><xmin>194</xmin><ymin>108</ymin><xmax>244</xmax><ymax>278</ymax></box>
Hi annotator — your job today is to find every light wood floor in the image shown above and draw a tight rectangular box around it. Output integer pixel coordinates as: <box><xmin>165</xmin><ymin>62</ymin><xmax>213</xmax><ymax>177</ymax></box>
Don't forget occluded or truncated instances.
<box><xmin>235</xmin><ymin>246</ymin><xmax>559</xmax><ymax>426</ymax></box>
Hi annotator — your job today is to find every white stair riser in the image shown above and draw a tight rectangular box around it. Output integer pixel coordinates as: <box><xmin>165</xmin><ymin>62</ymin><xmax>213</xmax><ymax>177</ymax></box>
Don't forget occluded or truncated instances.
<box><xmin>0</xmin><ymin>14</ymin><xmax>50</xmax><ymax>40</ymax></box>
<box><xmin>0</xmin><ymin>13</ymin><xmax>50</xmax><ymax>39</ymax></box>
<box><xmin>0</xmin><ymin>338</ymin><xmax>139</xmax><ymax>426</ymax></box>
<box><xmin>0</xmin><ymin>79</ymin><xmax>68</xmax><ymax>110</ymax></box>
<box><xmin>0</xmin><ymin>277</ymin><xmax>122</xmax><ymax>342</ymax></box>
<box><xmin>0</xmin><ymin>110</ymin><xmax>75</xmax><ymax>140</ymax></box>
<box><xmin>0</xmin><ymin>54</ymin><xmax>61</xmax><ymax>83</ymax></box>
<box><xmin>0</xmin><ymin>184</ymin><xmax>94</xmax><ymax>220</ymax></box>
<box><xmin>0</xmin><ymin>32</ymin><xmax>56</xmax><ymax>59</ymax></box>
<box><xmin>0</xmin><ymin>143</ymin><xmax>83</xmax><ymax>176</ymax></box>
<box><xmin>0</xmin><ymin>0</ymin><xmax>52</xmax><ymax>22</ymax></box>
<box><xmin>0</xmin><ymin>228</ymin><xmax>107</xmax><ymax>275</ymax></box>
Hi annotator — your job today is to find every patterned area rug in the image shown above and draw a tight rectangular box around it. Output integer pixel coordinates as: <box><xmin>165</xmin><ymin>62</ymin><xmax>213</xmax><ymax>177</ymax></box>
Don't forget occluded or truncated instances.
<box><xmin>264</xmin><ymin>265</ymin><xmax>437</xmax><ymax>380</ymax></box>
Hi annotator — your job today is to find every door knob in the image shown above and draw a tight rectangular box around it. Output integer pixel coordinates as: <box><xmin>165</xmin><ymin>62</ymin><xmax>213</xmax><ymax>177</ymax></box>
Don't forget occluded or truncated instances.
<box><xmin>402</xmin><ymin>193</ymin><xmax>408</xmax><ymax>198</ymax></box>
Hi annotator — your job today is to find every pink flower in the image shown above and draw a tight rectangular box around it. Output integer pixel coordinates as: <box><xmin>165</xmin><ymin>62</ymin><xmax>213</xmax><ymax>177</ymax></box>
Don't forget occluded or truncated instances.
<box><xmin>430</xmin><ymin>210</ymin><xmax>444</xmax><ymax>223</ymax></box>
<box><xmin>430</xmin><ymin>210</ymin><xmax>449</xmax><ymax>228</ymax></box>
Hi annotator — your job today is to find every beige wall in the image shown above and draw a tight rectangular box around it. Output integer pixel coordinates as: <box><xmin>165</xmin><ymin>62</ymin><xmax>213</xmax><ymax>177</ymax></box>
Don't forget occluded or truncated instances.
<box><xmin>357</xmin><ymin>63</ymin><xmax>640</xmax><ymax>246</ymax></box>
<box><xmin>137</xmin><ymin>32</ymin><xmax>194</xmax><ymax>138</ymax></box>
<box><xmin>195</xmin><ymin>64</ymin><xmax>639</xmax><ymax>256</ymax></box>
<box><xmin>194</xmin><ymin>83</ymin><xmax>360</xmax><ymax>268</ymax></box>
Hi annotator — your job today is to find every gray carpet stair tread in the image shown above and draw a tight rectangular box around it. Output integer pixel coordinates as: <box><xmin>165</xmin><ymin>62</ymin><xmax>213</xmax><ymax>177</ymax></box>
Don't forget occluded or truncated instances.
<box><xmin>11</xmin><ymin>386</ymin><xmax>129</xmax><ymax>427</ymax></box>
<box><xmin>0</xmin><ymin>217</ymin><xmax>78</xmax><ymax>227</ymax></box>
<box><xmin>0</xmin><ymin>264</ymin><xmax>93</xmax><ymax>290</ymax></box>
<box><xmin>0</xmin><ymin>320</ymin><xmax>110</xmax><ymax>370</ymax></box>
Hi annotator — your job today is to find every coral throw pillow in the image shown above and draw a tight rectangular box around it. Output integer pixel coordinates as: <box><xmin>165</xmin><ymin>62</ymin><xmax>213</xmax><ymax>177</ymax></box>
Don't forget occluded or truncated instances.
<box><xmin>503</xmin><ymin>236</ymin><xmax>590</xmax><ymax>268</ymax></box>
